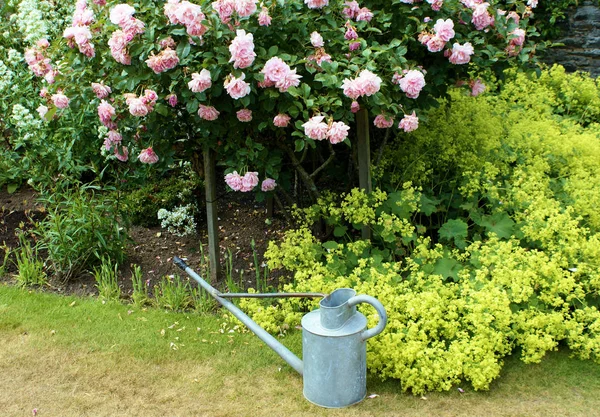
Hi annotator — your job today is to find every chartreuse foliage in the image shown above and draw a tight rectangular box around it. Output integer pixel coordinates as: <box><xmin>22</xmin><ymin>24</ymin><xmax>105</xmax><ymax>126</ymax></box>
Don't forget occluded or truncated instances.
<box><xmin>241</xmin><ymin>68</ymin><xmax>600</xmax><ymax>394</ymax></box>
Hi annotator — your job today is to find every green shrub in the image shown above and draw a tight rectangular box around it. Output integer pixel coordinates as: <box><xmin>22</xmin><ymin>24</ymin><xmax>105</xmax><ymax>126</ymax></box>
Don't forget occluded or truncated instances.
<box><xmin>243</xmin><ymin>68</ymin><xmax>600</xmax><ymax>394</ymax></box>
<box><xmin>154</xmin><ymin>275</ymin><xmax>193</xmax><ymax>312</ymax></box>
<box><xmin>35</xmin><ymin>183</ymin><xmax>128</xmax><ymax>282</ymax></box>
<box><xmin>13</xmin><ymin>234</ymin><xmax>46</xmax><ymax>287</ymax></box>
<box><xmin>94</xmin><ymin>257</ymin><xmax>121</xmax><ymax>302</ymax></box>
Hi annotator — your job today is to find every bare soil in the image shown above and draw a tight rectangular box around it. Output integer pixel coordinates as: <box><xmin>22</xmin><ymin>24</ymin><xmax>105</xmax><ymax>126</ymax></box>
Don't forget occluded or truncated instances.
<box><xmin>0</xmin><ymin>186</ymin><xmax>291</xmax><ymax>299</ymax></box>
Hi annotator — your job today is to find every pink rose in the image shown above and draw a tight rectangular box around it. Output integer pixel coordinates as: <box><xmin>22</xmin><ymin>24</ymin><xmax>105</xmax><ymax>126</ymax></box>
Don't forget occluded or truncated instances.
<box><xmin>138</xmin><ymin>147</ymin><xmax>159</xmax><ymax>164</ymax></box>
<box><xmin>91</xmin><ymin>82</ymin><xmax>111</xmax><ymax>99</ymax></box>
<box><xmin>448</xmin><ymin>42</ymin><xmax>474</xmax><ymax>64</ymax></box>
<box><xmin>211</xmin><ymin>0</ymin><xmax>235</xmax><ymax>23</ymax></box>
<box><xmin>114</xmin><ymin>145</ymin><xmax>129</xmax><ymax>162</ymax></box>
<box><xmin>273</xmin><ymin>113</ymin><xmax>291</xmax><ymax>127</ymax></box>
<box><xmin>433</xmin><ymin>18</ymin><xmax>455</xmax><ymax>42</ymax></box>
<box><xmin>198</xmin><ymin>105</ymin><xmax>220</xmax><ymax>120</ymax></box>
<box><xmin>159</xmin><ymin>37</ymin><xmax>176</xmax><ymax>49</ymax></box>
<box><xmin>341</xmin><ymin>78</ymin><xmax>361</xmax><ymax>100</ymax></box>
<box><xmin>398</xmin><ymin>112</ymin><xmax>419</xmax><ymax>132</ymax></box>
<box><xmin>349</xmin><ymin>41</ymin><xmax>361</xmax><ymax>51</ymax></box>
<box><xmin>261</xmin><ymin>178</ymin><xmax>277</xmax><ymax>192</ymax></box>
<box><xmin>235</xmin><ymin>0</ymin><xmax>257</xmax><ymax>17</ymax></box>
<box><xmin>146</xmin><ymin>48</ymin><xmax>179</xmax><ymax>74</ymax></box>
<box><xmin>109</xmin><ymin>4</ymin><xmax>135</xmax><ymax>25</ymax></box>
<box><xmin>426</xmin><ymin>36</ymin><xmax>446</xmax><ymax>53</ymax></box>
<box><xmin>345</xmin><ymin>26</ymin><xmax>358</xmax><ymax>40</ymax></box>
<box><xmin>225</xmin><ymin>73</ymin><xmax>251</xmax><ymax>100</ymax></box>
<box><xmin>275</xmin><ymin>69</ymin><xmax>301</xmax><ymax>92</ymax></box>
<box><xmin>225</xmin><ymin>171</ymin><xmax>243</xmax><ymax>191</ymax></box>
<box><xmin>472</xmin><ymin>3</ymin><xmax>494</xmax><ymax>31</ymax></box>
<box><xmin>105</xmin><ymin>130</ymin><xmax>122</xmax><ymax>149</ymax></box>
<box><xmin>52</xmin><ymin>93</ymin><xmax>70</xmax><ymax>109</ymax></box>
<box><xmin>470</xmin><ymin>79</ymin><xmax>486</xmax><ymax>96</ymax></box>
<box><xmin>302</xmin><ymin>115</ymin><xmax>329</xmax><ymax>140</ymax></box>
<box><xmin>262</xmin><ymin>57</ymin><xmax>289</xmax><ymax>83</ymax></box>
<box><xmin>258</xmin><ymin>7</ymin><xmax>271</xmax><ymax>26</ymax></box>
<box><xmin>343</xmin><ymin>1</ymin><xmax>360</xmax><ymax>18</ymax></box>
<box><xmin>166</xmin><ymin>93</ymin><xmax>178</xmax><ymax>107</ymax></box>
<box><xmin>356</xmin><ymin>70</ymin><xmax>381</xmax><ymax>96</ymax></box>
<box><xmin>399</xmin><ymin>70</ymin><xmax>426</xmax><ymax>99</ymax></box>
<box><xmin>37</xmin><ymin>105</ymin><xmax>48</xmax><ymax>119</ymax></box>
<box><xmin>229</xmin><ymin>29</ymin><xmax>256</xmax><ymax>69</ymax></box>
<box><xmin>373</xmin><ymin>114</ymin><xmax>394</xmax><ymax>129</ymax></box>
<box><xmin>310</xmin><ymin>31</ymin><xmax>324</xmax><ymax>48</ymax></box>
<box><xmin>350</xmin><ymin>101</ymin><xmax>360</xmax><ymax>113</ymax></box>
<box><xmin>327</xmin><ymin>121</ymin><xmax>350</xmax><ymax>144</ymax></box>
<box><xmin>236</xmin><ymin>109</ymin><xmax>252</xmax><ymax>122</ymax></box>
<box><xmin>240</xmin><ymin>171</ymin><xmax>259</xmax><ymax>192</ymax></box>
<box><xmin>356</xmin><ymin>7</ymin><xmax>373</xmax><ymax>22</ymax></box>
<box><xmin>98</xmin><ymin>100</ymin><xmax>116</xmax><ymax>126</ymax></box>
<box><xmin>36</xmin><ymin>39</ymin><xmax>50</xmax><ymax>48</ymax></box>
<box><xmin>128</xmin><ymin>98</ymin><xmax>148</xmax><ymax>116</ymax></box>
<box><xmin>304</xmin><ymin>0</ymin><xmax>329</xmax><ymax>9</ymax></box>
<box><xmin>509</xmin><ymin>28</ymin><xmax>526</xmax><ymax>47</ymax></box>
<box><xmin>188</xmin><ymin>69</ymin><xmax>212</xmax><ymax>93</ymax></box>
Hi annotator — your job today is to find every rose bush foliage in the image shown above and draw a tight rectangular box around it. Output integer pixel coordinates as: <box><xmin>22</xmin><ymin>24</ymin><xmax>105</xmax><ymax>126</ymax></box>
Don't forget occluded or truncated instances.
<box><xmin>15</xmin><ymin>0</ymin><xmax>543</xmax><ymax>193</ymax></box>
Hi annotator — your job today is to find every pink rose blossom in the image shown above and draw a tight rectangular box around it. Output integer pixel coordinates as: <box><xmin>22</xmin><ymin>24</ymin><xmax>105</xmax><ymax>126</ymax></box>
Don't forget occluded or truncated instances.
<box><xmin>310</xmin><ymin>32</ymin><xmax>324</xmax><ymax>48</ymax></box>
<box><xmin>341</xmin><ymin>78</ymin><xmax>360</xmax><ymax>100</ymax></box>
<box><xmin>427</xmin><ymin>0</ymin><xmax>443</xmax><ymax>11</ymax></box>
<box><xmin>470</xmin><ymin>79</ymin><xmax>486</xmax><ymax>96</ymax></box>
<box><xmin>120</xmin><ymin>17</ymin><xmax>145</xmax><ymax>37</ymax></box>
<box><xmin>93</xmin><ymin>0</ymin><xmax>106</xmax><ymax>5</ymax></box>
<box><xmin>373</xmin><ymin>114</ymin><xmax>394</xmax><ymax>129</ymax></box>
<box><xmin>258</xmin><ymin>7</ymin><xmax>271</xmax><ymax>26</ymax></box>
<box><xmin>92</xmin><ymin>82</ymin><xmax>111</xmax><ymax>99</ymax></box>
<box><xmin>507</xmin><ymin>11</ymin><xmax>520</xmax><ymax>24</ymax></box>
<box><xmin>426</xmin><ymin>36</ymin><xmax>446</xmax><ymax>52</ymax></box>
<box><xmin>166</xmin><ymin>93</ymin><xmax>178</xmax><ymax>107</ymax></box>
<box><xmin>356</xmin><ymin>7</ymin><xmax>373</xmax><ymax>22</ymax></box>
<box><xmin>302</xmin><ymin>115</ymin><xmax>329</xmax><ymax>140</ymax></box>
<box><xmin>52</xmin><ymin>93</ymin><xmax>70</xmax><ymax>109</ymax></box>
<box><xmin>225</xmin><ymin>73</ymin><xmax>251</xmax><ymax>100</ymax></box>
<box><xmin>98</xmin><ymin>100</ymin><xmax>116</xmax><ymax>126</ymax></box>
<box><xmin>349</xmin><ymin>41</ymin><xmax>361</xmax><ymax>51</ymax></box>
<box><xmin>433</xmin><ymin>18</ymin><xmax>455</xmax><ymax>42</ymax></box>
<box><xmin>399</xmin><ymin>70</ymin><xmax>426</xmax><ymax>99</ymax></box>
<box><xmin>138</xmin><ymin>147</ymin><xmax>159</xmax><ymax>164</ymax></box>
<box><xmin>188</xmin><ymin>69</ymin><xmax>212</xmax><ymax>93</ymax></box>
<box><xmin>229</xmin><ymin>29</ymin><xmax>256</xmax><ymax>69</ymax></box>
<box><xmin>350</xmin><ymin>101</ymin><xmax>360</xmax><ymax>113</ymax></box>
<box><xmin>235</xmin><ymin>0</ymin><xmax>258</xmax><ymax>18</ymax></box>
<box><xmin>472</xmin><ymin>3</ymin><xmax>494</xmax><ymax>30</ymax></box>
<box><xmin>273</xmin><ymin>114</ymin><xmax>291</xmax><ymax>127</ymax></box>
<box><xmin>104</xmin><ymin>130</ymin><xmax>122</xmax><ymax>149</ymax></box>
<box><xmin>345</xmin><ymin>26</ymin><xmax>358</xmax><ymax>40</ymax></box>
<box><xmin>327</xmin><ymin>121</ymin><xmax>350</xmax><ymax>144</ymax></box>
<box><xmin>448</xmin><ymin>42</ymin><xmax>474</xmax><ymax>64</ymax></box>
<box><xmin>304</xmin><ymin>0</ymin><xmax>329</xmax><ymax>9</ymax></box>
<box><xmin>146</xmin><ymin>48</ymin><xmax>179</xmax><ymax>74</ymax></box>
<box><xmin>198</xmin><ymin>105</ymin><xmax>220</xmax><ymax>120</ymax></box>
<box><xmin>398</xmin><ymin>112</ymin><xmax>419</xmax><ymax>132</ymax></box>
<box><xmin>527</xmin><ymin>0</ymin><xmax>537</xmax><ymax>8</ymax></box>
<box><xmin>114</xmin><ymin>146</ymin><xmax>129</xmax><ymax>162</ymax></box>
<box><xmin>276</xmin><ymin>69</ymin><xmax>302</xmax><ymax>92</ymax></box>
<box><xmin>37</xmin><ymin>105</ymin><xmax>48</xmax><ymax>119</ymax></box>
<box><xmin>159</xmin><ymin>37</ymin><xmax>176</xmax><ymax>49</ymax></box>
<box><xmin>109</xmin><ymin>4</ymin><xmax>135</xmax><ymax>25</ymax></box>
<box><xmin>40</xmin><ymin>88</ymin><xmax>48</xmax><ymax>98</ymax></box>
<box><xmin>211</xmin><ymin>0</ymin><xmax>235</xmax><ymax>23</ymax></box>
<box><xmin>128</xmin><ymin>98</ymin><xmax>148</xmax><ymax>117</ymax></box>
<box><xmin>356</xmin><ymin>70</ymin><xmax>381</xmax><ymax>96</ymax></box>
<box><xmin>509</xmin><ymin>28</ymin><xmax>526</xmax><ymax>46</ymax></box>
<box><xmin>36</xmin><ymin>39</ymin><xmax>50</xmax><ymax>48</ymax></box>
<box><xmin>343</xmin><ymin>1</ymin><xmax>360</xmax><ymax>18</ymax></box>
<box><xmin>236</xmin><ymin>109</ymin><xmax>253</xmax><ymax>122</ymax></box>
<box><xmin>262</xmin><ymin>57</ymin><xmax>289</xmax><ymax>83</ymax></box>
<box><xmin>261</xmin><ymin>178</ymin><xmax>277</xmax><ymax>192</ymax></box>
<box><xmin>225</xmin><ymin>171</ymin><xmax>243</xmax><ymax>191</ymax></box>
<box><xmin>240</xmin><ymin>171</ymin><xmax>259</xmax><ymax>192</ymax></box>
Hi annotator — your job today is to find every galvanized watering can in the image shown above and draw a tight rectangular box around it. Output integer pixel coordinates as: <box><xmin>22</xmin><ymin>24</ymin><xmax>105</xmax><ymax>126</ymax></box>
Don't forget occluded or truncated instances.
<box><xmin>174</xmin><ymin>257</ymin><xmax>387</xmax><ymax>408</ymax></box>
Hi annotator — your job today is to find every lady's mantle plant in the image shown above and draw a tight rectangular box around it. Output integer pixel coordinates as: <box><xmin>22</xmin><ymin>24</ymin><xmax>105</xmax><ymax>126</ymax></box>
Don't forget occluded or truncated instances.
<box><xmin>25</xmin><ymin>0</ymin><xmax>543</xmax><ymax>193</ymax></box>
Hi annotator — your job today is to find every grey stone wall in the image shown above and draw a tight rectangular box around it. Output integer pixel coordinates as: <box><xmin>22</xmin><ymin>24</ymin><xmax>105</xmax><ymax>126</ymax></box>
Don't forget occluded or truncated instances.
<box><xmin>543</xmin><ymin>1</ymin><xmax>600</xmax><ymax>77</ymax></box>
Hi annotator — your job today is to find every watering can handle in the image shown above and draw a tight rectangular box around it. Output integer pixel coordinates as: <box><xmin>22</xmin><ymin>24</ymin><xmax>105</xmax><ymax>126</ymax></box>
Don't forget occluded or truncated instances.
<box><xmin>347</xmin><ymin>295</ymin><xmax>387</xmax><ymax>341</ymax></box>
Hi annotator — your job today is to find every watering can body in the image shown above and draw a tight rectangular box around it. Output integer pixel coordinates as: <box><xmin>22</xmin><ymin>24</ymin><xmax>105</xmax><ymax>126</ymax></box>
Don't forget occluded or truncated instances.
<box><xmin>301</xmin><ymin>288</ymin><xmax>387</xmax><ymax>408</ymax></box>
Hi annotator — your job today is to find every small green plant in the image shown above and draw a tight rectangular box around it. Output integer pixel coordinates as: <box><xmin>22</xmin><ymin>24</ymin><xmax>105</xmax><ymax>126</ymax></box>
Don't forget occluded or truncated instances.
<box><xmin>14</xmin><ymin>234</ymin><xmax>46</xmax><ymax>287</ymax></box>
<box><xmin>251</xmin><ymin>239</ymin><xmax>269</xmax><ymax>293</ymax></box>
<box><xmin>224</xmin><ymin>249</ymin><xmax>243</xmax><ymax>294</ymax></box>
<box><xmin>191</xmin><ymin>287</ymin><xmax>218</xmax><ymax>313</ymax></box>
<box><xmin>130</xmin><ymin>264</ymin><xmax>150</xmax><ymax>306</ymax></box>
<box><xmin>0</xmin><ymin>243</ymin><xmax>11</xmax><ymax>279</ymax></box>
<box><xmin>154</xmin><ymin>275</ymin><xmax>192</xmax><ymax>311</ymax></box>
<box><xmin>94</xmin><ymin>258</ymin><xmax>121</xmax><ymax>302</ymax></box>
<box><xmin>35</xmin><ymin>183</ymin><xmax>128</xmax><ymax>282</ymax></box>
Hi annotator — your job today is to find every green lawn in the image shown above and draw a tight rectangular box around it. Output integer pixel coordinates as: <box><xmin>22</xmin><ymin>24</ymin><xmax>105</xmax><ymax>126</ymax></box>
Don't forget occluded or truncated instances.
<box><xmin>1</xmin><ymin>284</ymin><xmax>599</xmax><ymax>417</ymax></box>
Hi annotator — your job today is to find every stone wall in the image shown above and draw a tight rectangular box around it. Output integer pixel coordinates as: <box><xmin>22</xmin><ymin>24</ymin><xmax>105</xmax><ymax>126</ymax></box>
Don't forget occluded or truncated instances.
<box><xmin>542</xmin><ymin>1</ymin><xmax>600</xmax><ymax>77</ymax></box>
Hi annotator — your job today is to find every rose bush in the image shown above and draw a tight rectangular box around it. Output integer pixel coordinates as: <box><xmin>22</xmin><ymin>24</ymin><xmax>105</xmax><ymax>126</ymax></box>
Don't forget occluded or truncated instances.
<box><xmin>15</xmin><ymin>0</ymin><xmax>544</xmax><ymax>196</ymax></box>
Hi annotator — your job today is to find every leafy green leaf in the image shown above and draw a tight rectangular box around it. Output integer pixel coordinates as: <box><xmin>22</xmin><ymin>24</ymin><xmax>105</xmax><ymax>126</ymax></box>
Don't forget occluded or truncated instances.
<box><xmin>322</xmin><ymin>241</ymin><xmax>339</xmax><ymax>251</ymax></box>
<box><xmin>439</xmin><ymin>219</ymin><xmax>468</xmax><ymax>248</ymax></box>
<box><xmin>478</xmin><ymin>213</ymin><xmax>515</xmax><ymax>239</ymax></box>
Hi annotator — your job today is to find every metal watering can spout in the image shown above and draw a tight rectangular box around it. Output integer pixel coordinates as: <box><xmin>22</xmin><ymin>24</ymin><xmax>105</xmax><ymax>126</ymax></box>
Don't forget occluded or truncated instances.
<box><xmin>174</xmin><ymin>257</ymin><xmax>306</xmax><ymax>374</ymax></box>
<box><xmin>174</xmin><ymin>257</ymin><xmax>387</xmax><ymax>408</ymax></box>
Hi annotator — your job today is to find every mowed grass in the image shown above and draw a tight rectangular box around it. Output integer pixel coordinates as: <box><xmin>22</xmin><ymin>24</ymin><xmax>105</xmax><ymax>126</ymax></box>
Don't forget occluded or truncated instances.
<box><xmin>1</xmin><ymin>284</ymin><xmax>600</xmax><ymax>417</ymax></box>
